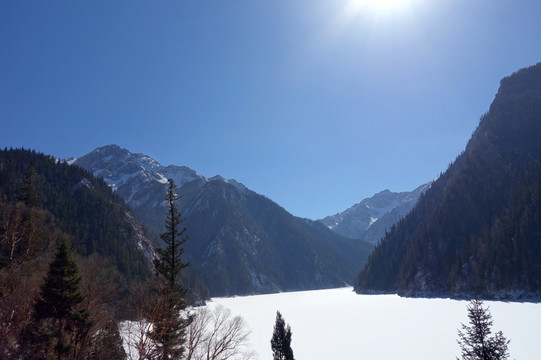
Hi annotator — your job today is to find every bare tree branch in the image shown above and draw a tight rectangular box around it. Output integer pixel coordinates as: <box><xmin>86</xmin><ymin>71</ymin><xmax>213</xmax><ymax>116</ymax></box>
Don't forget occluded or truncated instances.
<box><xmin>185</xmin><ymin>305</ymin><xmax>255</xmax><ymax>360</ymax></box>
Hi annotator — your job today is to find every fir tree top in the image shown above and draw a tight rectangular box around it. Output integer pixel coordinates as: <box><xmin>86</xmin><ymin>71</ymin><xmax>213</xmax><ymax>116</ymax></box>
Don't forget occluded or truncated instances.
<box><xmin>34</xmin><ymin>237</ymin><xmax>85</xmax><ymax>321</ymax></box>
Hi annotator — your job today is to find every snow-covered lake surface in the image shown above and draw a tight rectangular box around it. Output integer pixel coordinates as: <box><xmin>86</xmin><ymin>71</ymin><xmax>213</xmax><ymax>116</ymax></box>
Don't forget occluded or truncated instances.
<box><xmin>207</xmin><ymin>287</ymin><xmax>541</xmax><ymax>359</ymax></box>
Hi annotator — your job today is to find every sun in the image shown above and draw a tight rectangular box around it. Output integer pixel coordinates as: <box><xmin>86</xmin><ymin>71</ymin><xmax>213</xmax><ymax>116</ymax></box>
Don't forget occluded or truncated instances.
<box><xmin>348</xmin><ymin>0</ymin><xmax>412</xmax><ymax>13</ymax></box>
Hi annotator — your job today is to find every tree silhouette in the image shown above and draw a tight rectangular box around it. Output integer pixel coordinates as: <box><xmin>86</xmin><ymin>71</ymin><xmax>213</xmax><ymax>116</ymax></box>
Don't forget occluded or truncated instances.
<box><xmin>148</xmin><ymin>178</ymin><xmax>192</xmax><ymax>359</ymax></box>
<box><xmin>24</xmin><ymin>237</ymin><xmax>93</xmax><ymax>359</ymax></box>
<box><xmin>457</xmin><ymin>299</ymin><xmax>510</xmax><ymax>360</ymax></box>
<box><xmin>271</xmin><ymin>311</ymin><xmax>294</xmax><ymax>360</ymax></box>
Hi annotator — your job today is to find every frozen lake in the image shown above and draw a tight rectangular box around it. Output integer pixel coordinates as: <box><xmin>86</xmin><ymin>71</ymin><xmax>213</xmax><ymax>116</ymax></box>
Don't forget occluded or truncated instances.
<box><xmin>207</xmin><ymin>287</ymin><xmax>541</xmax><ymax>359</ymax></box>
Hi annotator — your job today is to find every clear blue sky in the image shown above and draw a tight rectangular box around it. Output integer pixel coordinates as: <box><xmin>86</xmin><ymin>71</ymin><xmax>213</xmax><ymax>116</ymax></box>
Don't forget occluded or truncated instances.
<box><xmin>1</xmin><ymin>0</ymin><xmax>540</xmax><ymax>219</ymax></box>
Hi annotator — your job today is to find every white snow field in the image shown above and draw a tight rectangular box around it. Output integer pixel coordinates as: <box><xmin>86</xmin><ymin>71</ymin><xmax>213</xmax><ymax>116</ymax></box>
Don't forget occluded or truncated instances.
<box><xmin>207</xmin><ymin>287</ymin><xmax>541</xmax><ymax>360</ymax></box>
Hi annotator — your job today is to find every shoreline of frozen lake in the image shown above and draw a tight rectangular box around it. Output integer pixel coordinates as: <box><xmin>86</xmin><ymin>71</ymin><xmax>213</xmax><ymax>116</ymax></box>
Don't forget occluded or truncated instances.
<box><xmin>207</xmin><ymin>287</ymin><xmax>541</xmax><ymax>359</ymax></box>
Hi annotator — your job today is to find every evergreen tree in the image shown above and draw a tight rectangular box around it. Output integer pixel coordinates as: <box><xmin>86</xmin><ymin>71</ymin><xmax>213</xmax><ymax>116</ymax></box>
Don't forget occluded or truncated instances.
<box><xmin>457</xmin><ymin>299</ymin><xmax>510</xmax><ymax>360</ymax></box>
<box><xmin>148</xmin><ymin>178</ymin><xmax>191</xmax><ymax>359</ymax></box>
<box><xmin>23</xmin><ymin>237</ymin><xmax>93</xmax><ymax>359</ymax></box>
<box><xmin>271</xmin><ymin>311</ymin><xmax>294</xmax><ymax>360</ymax></box>
<box><xmin>153</xmin><ymin>179</ymin><xmax>189</xmax><ymax>290</ymax></box>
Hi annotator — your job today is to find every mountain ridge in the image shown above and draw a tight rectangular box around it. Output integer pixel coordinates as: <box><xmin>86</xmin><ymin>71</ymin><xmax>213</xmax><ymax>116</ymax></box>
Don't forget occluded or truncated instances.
<box><xmin>319</xmin><ymin>183</ymin><xmax>431</xmax><ymax>245</ymax></box>
<box><xmin>73</xmin><ymin>145</ymin><xmax>374</xmax><ymax>297</ymax></box>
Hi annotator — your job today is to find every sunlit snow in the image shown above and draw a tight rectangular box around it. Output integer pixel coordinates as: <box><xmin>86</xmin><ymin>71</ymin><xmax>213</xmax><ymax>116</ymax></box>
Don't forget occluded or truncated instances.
<box><xmin>206</xmin><ymin>287</ymin><xmax>541</xmax><ymax>359</ymax></box>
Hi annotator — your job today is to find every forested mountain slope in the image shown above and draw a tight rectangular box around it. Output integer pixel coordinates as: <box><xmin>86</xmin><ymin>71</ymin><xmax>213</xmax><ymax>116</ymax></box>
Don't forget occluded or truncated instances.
<box><xmin>0</xmin><ymin>148</ymin><xmax>153</xmax><ymax>279</ymax></box>
<box><xmin>355</xmin><ymin>62</ymin><xmax>541</xmax><ymax>300</ymax></box>
<box><xmin>179</xmin><ymin>177</ymin><xmax>374</xmax><ymax>296</ymax></box>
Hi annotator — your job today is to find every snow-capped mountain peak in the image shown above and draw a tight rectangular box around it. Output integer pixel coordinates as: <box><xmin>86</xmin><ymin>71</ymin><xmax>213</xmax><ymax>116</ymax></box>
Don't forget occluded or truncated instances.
<box><xmin>74</xmin><ymin>145</ymin><xmax>226</xmax><ymax>191</ymax></box>
<box><xmin>71</xmin><ymin>145</ymin><xmax>251</xmax><ymax>210</ymax></box>
<box><xmin>319</xmin><ymin>183</ymin><xmax>431</xmax><ymax>245</ymax></box>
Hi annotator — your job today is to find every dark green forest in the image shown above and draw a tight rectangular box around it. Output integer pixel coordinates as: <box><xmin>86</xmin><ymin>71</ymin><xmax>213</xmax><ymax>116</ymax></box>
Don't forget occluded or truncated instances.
<box><xmin>0</xmin><ymin>148</ymin><xmax>152</xmax><ymax>279</ymax></box>
<box><xmin>355</xmin><ymin>62</ymin><xmax>541</xmax><ymax>299</ymax></box>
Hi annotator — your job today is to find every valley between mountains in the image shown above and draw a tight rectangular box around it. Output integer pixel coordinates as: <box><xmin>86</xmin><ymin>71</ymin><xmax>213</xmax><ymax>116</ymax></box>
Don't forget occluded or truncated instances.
<box><xmin>71</xmin><ymin>145</ymin><xmax>423</xmax><ymax>297</ymax></box>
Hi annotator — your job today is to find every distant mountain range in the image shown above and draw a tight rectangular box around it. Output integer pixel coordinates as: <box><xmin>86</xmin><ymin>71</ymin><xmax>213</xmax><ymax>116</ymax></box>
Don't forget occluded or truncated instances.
<box><xmin>355</xmin><ymin>62</ymin><xmax>541</xmax><ymax>300</ymax></box>
<box><xmin>319</xmin><ymin>184</ymin><xmax>430</xmax><ymax>245</ymax></box>
<box><xmin>72</xmin><ymin>145</ymin><xmax>375</xmax><ymax>297</ymax></box>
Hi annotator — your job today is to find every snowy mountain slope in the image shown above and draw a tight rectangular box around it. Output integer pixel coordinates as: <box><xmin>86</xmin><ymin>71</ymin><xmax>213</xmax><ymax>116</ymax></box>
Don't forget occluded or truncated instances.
<box><xmin>319</xmin><ymin>183</ymin><xmax>431</xmax><ymax>245</ymax></box>
<box><xmin>73</xmin><ymin>145</ymin><xmax>374</xmax><ymax>297</ymax></box>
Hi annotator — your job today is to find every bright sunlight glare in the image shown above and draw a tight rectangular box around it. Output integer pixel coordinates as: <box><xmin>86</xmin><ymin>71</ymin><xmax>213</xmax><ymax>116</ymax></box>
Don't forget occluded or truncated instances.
<box><xmin>349</xmin><ymin>0</ymin><xmax>413</xmax><ymax>13</ymax></box>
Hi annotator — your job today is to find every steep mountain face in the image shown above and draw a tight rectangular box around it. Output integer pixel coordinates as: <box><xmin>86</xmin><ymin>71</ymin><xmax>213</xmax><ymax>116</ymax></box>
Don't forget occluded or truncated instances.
<box><xmin>355</xmin><ymin>62</ymin><xmax>541</xmax><ymax>300</ymax></box>
<box><xmin>319</xmin><ymin>183</ymin><xmax>430</xmax><ymax>245</ymax></box>
<box><xmin>73</xmin><ymin>145</ymin><xmax>374</xmax><ymax>296</ymax></box>
<box><xmin>0</xmin><ymin>148</ymin><xmax>154</xmax><ymax>279</ymax></box>
<box><xmin>69</xmin><ymin>145</ymin><xmax>206</xmax><ymax>237</ymax></box>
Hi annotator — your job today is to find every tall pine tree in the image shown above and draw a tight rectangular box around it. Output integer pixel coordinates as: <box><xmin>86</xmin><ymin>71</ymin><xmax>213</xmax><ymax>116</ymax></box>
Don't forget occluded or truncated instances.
<box><xmin>22</xmin><ymin>237</ymin><xmax>92</xmax><ymax>359</ymax></box>
<box><xmin>148</xmin><ymin>178</ymin><xmax>192</xmax><ymax>359</ymax></box>
<box><xmin>271</xmin><ymin>311</ymin><xmax>294</xmax><ymax>360</ymax></box>
<box><xmin>153</xmin><ymin>179</ymin><xmax>189</xmax><ymax>291</ymax></box>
